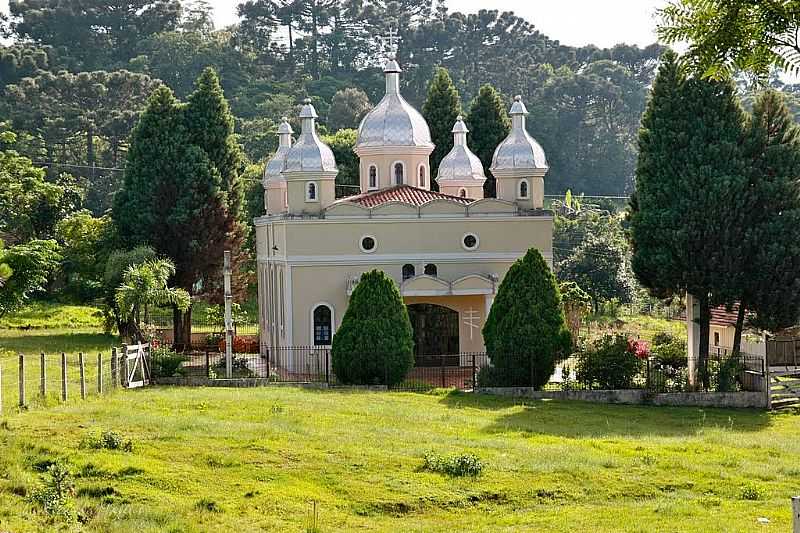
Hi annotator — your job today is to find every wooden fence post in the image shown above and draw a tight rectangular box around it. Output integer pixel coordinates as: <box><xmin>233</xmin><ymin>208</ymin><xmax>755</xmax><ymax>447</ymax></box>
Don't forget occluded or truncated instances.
<box><xmin>18</xmin><ymin>353</ymin><xmax>25</xmax><ymax>407</ymax></box>
<box><xmin>122</xmin><ymin>344</ymin><xmax>129</xmax><ymax>388</ymax></box>
<box><xmin>78</xmin><ymin>353</ymin><xmax>86</xmax><ymax>400</ymax></box>
<box><xmin>40</xmin><ymin>352</ymin><xmax>46</xmax><ymax>398</ymax></box>
<box><xmin>60</xmin><ymin>352</ymin><xmax>67</xmax><ymax>402</ymax></box>
<box><xmin>111</xmin><ymin>347</ymin><xmax>118</xmax><ymax>388</ymax></box>
<box><xmin>792</xmin><ymin>496</ymin><xmax>799</xmax><ymax>533</ymax></box>
<box><xmin>97</xmin><ymin>353</ymin><xmax>103</xmax><ymax>394</ymax></box>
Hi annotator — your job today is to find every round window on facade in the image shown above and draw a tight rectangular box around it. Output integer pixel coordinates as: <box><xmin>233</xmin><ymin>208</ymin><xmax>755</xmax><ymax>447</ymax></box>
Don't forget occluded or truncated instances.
<box><xmin>462</xmin><ymin>233</ymin><xmax>479</xmax><ymax>251</ymax></box>
<box><xmin>360</xmin><ymin>235</ymin><xmax>377</xmax><ymax>253</ymax></box>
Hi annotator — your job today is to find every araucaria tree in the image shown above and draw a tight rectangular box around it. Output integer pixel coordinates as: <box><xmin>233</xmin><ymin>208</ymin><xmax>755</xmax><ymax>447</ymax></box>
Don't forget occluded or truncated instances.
<box><xmin>629</xmin><ymin>50</ymin><xmax>747</xmax><ymax>387</ymax></box>
<box><xmin>422</xmin><ymin>67</ymin><xmax>462</xmax><ymax>182</ymax></box>
<box><xmin>482</xmin><ymin>248</ymin><xmax>572</xmax><ymax>389</ymax></box>
<box><xmin>331</xmin><ymin>270</ymin><xmax>414</xmax><ymax>386</ymax></box>
<box><xmin>113</xmin><ymin>67</ymin><xmax>244</xmax><ymax>347</ymax></box>
<box><xmin>466</xmin><ymin>84</ymin><xmax>510</xmax><ymax>198</ymax></box>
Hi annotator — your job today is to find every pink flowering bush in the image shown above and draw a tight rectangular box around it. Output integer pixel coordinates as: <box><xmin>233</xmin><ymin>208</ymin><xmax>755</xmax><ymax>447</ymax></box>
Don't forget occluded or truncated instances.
<box><xmin>576</xmin><ymin>334</ymin><xmax>645</xmax><ymax>389</ymax></box>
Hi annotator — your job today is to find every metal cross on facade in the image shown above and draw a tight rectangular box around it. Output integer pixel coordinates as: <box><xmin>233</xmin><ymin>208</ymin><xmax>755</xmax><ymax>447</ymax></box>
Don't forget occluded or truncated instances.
<box><xmin>463</xmin><ymin>307</ymin><xmax>481</xmax><ymax>340</ymax></box>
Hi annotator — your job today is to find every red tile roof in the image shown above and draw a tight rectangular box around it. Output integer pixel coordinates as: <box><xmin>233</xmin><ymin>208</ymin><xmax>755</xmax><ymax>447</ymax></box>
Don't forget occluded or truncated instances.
<box><xmin>710</xmin><ymin>304</ymin><xmax>740</xmax><ymax>328</ymax></box>
<box><xmin>337</xmin><ymin>185</ymin><xmax>475</xmax><ymax>208</ymax></box>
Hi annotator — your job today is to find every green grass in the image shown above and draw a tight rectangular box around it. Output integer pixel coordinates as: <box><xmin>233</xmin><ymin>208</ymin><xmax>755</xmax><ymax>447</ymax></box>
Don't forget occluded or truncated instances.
<box><xmin>0</xmin><ymin>303</ymin><xmax>106</xmax><ymax>330</ymax></box>
<box><xmin>587</xmin><ymin>311</ymin><xmax>685</xmax><ymax>342</ymax></box>
<box><xmin>0</xmin><ymin>386</ymin><xmax>797</xmax><ymax>531</ymax></box>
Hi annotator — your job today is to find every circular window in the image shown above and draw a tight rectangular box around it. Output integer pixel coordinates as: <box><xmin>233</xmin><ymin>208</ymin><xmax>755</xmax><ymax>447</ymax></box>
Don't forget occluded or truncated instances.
<box><xmin>360</xmin><ymin>235</ymin><xmax>377</xmax><ymax>253</ymax></box>
<box><xmin>462</xmin><ymin>233</ymin><xmax>479</xmax><ymax>251</ymax></box>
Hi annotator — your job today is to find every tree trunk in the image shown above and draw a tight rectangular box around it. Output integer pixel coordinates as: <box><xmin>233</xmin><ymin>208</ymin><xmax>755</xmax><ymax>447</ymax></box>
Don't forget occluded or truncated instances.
<box><xmin>732</xmin><ymin>301</ymin><xmax>746</xmax><ymax>357</ymax></box>
<box><xmin>173</xmin><ymin>304</ymin><xmax>192</xmax><ymax>351</ymax></box>
<box><xmin>698</xmin><ymin>293</ymin><xmax>711</xmax><ymax>390</ymax></box>
<box><xmin>287</xmin><ymin>22</ymin><xmax>294</xmax><ymax>73</ymax></box>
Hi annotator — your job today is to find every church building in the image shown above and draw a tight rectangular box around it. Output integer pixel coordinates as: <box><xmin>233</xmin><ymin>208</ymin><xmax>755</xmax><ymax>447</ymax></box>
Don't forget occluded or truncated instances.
<box><xmin>255</xmin><ymin>40</ymin><xmax>553</xmax><ymax>358</ymax></box>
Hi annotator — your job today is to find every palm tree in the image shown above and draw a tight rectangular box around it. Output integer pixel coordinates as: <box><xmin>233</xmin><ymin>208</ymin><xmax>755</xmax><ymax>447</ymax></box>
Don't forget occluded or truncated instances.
<box><xmin>115</xmin><ymin>258</ymin><xmax>190</xmax><ymax>343</ymax></box>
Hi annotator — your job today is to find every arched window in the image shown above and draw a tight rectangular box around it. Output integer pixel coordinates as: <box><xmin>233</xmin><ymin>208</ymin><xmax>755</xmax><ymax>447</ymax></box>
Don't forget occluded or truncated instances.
<box><xmin>418</xmin><ymin>165</ymin><xmax>426</xmax><ymax>187</ymax></box>
<box><xmin>368</xmin><ymin>165</ymin><xmax>378</xmax><ymax>189</ymax></box>
<box><xmin>424</xmin><ymin>263</ymin><xmax>437</xmax><ymax>277</ymax></box>
<box><xmin>518</xmin><ymin>179</ymin><xmax>529</xmax><ymax>199</ymax></box>
<box><xmin>306</xmin><ymin>181</ymin><xmax>317</xmax><ymax>201</ymax></box>
<box><xmin>402</xmin><ymin>263</ymin><xmax>416</xmax><ymax>281</ymax></box>
<box><xmin>394</xmin><ymin>162</ymin><xmax>404</xmax><ymax>185</ymax></box>
<box><xmin>313</xmin><ymin>304</ymin><xmax>333</xmax><ymax>346</ymax></box>
<box><xmin>459</xmin><ymin>188</ymin><xmax>467</xmax><ymax>198</ymax></box>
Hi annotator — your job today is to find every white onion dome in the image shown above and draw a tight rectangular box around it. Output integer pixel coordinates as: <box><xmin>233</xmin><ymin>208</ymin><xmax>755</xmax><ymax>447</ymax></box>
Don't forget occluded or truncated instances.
<box><xmin>284</xmin><ymin>99</ymin><xmax>338</xmax><ymax>173</ymax></box>
<box><xmin>263</xmin><ymin>116</ymin><xmax>293</xmax><ymax>184</ymax></box>
<box><xmin>355</xmin><ymin>58</ymin><xmax>433</xmax><ymax>149</ymax></box>
<box><xmin>436</xmin><ymin>116</ymin><xmax>486</xmax><ymax>182</ymax></box>
<box><xmin>490</xmin><ymin>95</ymin><xmax>548</xmax><ymax>172</ymax></box>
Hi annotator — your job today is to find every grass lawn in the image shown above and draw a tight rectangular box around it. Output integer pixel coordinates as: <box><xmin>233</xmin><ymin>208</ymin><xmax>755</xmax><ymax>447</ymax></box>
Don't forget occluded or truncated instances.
<box><xmin>0</xmin><ymin>386</ymin><xmax>797</xmax><ymax>532</ymax></box>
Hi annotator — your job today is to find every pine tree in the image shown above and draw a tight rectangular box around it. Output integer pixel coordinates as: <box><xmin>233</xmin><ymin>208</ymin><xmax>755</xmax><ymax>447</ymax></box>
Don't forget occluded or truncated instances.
<box><xmin>630</xmin><ymin>51</ymin><xmax>747</xmax><ymax>388</ymax></box>
<box><xmin>331</xmin><ymin>270</ymin><xmax>414</xmax><ymax>386</ymax></box>
<box><xmin>422</xmin><ymin>67</ymin><xmax>461</xmax><ymax>186</ymax></box>
<box><xmin>466</xmin><ymin>84</ymin><xmax>510</xmax><ymax>198</ymax></box>
<box><xmin>113</xmin><ymin>84</ymin><xmax>237</xmax><ymax>346</ymax></box>
<box><xmin>482</xmin><ymin>249</ymin><xmax>571</xmax><ymax>389</ymax></box>
<box><xmin>730</xmin><ymin>91</ymin><xmax>800</xmax><ymax>349</ymax></box>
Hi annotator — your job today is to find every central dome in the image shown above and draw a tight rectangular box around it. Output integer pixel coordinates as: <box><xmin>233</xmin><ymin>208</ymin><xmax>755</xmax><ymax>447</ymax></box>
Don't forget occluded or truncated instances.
<box><xmin>355</xmin><ymin>59</ymin><xmax>433</xmax><ymax>149</ymax></box>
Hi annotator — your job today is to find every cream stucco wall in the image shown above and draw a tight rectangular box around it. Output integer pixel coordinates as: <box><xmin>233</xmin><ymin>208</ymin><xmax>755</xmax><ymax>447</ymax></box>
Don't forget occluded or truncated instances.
<box><xmin>359</xmin><ymin>152</ymin><xmax>431</xmax><ymax>191</ymax></box>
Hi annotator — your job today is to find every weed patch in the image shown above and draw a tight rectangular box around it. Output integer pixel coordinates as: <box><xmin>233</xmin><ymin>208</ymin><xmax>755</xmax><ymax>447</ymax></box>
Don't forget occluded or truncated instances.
<box><xmin>81</xmin><ymin>430</ymin><xmax>134</xmax><ymax>452</ymax></box>
<box><xmin>420</xmin><ymin>452</ymin><xmax>484</xmax><ymax>477</ymax></box>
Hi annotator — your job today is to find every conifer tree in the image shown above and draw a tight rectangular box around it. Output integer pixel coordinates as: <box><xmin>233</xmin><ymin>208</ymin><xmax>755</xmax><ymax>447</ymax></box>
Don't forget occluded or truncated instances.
<box><xmin>466</xmin><ymin>84</ymin><xmax>510</xmax><ymax>198</ymax></box>
<box><xmin>729</xmin><ymin>91</ymin><xmax>800</xmax><ymax>350</ymax></box>
<box><xmin>422</xmin><ymin>67</ymin><xmax>461</xmax><ymax>185</ymax></box>
<box><xmin>482</xmin><ymin>249</ymin><xmax>571</xmax><ymax>389</ymax></box>
<box><xmin>113</xmin><ymin>84</ymin><xmax>237</xmax><ymax>346</ymax></box>
<box><xmin>331</xmin><ymin>270</ymin><xmax>414</xmax><ymax>386</ymax></box>
<box><xmin>630</xmin><ymin>51</ymin><xmax>747</xmax><ymax>387</ymax></box>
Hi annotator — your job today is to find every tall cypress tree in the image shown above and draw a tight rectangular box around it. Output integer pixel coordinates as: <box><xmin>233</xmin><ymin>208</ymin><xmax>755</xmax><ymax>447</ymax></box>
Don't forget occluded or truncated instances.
<box><xmin>630</xmin><ymin>50</ymin><xmax>747</xmax><ymax>388</ymax></box>
<box><xmin>422</xmin><ymin>67</ymin><xmax>461</xmax><ymax>186</ymax></box>
<box><xmin>729</xmin><ymin>91</ymin><xmax>800</xmax><ymax>350</ymax></box>
<box><xmin>466</xmin><ymin>84</ymin><xmax>510</xmax><ymax>198</ymax></box>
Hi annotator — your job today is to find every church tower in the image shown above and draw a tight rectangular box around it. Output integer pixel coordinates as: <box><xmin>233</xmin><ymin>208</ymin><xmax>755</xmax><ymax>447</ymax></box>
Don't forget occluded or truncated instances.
<box><xmin>490</xmin><ymin>95</ymin><xmax>548</xmax><ymax>209</ymax></box>
<box><xmin>283</xmin><ymin>99</ymin><xmax>338</xmax><ymax>215</ymax></box>
<box><xmin>263</xmin><ymin>117</ymin><xmax>293</xmax><ymax>215</ymax></box>
<box><xmin>354</xmin><ymin>30</ymin><xmax>434</xmax><ymax>192</ymax></box>
<box><xmin>436</xmin><ymin>116</ymin><xmax>486</xmax><ymax>199</ymax></box>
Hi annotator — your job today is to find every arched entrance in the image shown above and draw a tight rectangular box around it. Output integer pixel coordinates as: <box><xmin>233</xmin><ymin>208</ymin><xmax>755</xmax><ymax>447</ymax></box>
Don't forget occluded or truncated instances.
<box><xmin>407</xmin><ymin>303</ymin><xmax>459</xmax><ymax>359</ymax></box>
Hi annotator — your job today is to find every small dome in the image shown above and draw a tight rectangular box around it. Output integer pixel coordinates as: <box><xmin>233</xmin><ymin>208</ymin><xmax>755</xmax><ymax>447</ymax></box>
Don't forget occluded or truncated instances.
<box><xmin>263</xmin><ymin>116</ymin><xmax>293</xmax><ymax>183</ymax></box>
<box><xmin>491</xmin><ymin>96</ymin><xmax>548</xmax><ymax>172</ymax></box>
<box><xmin>437</xmin><ymin>116</ymin><xmax>486</xmax><ymax>182</ymax></box>
<box><xmin>284</xmin><ymin>99</ymin><xmax>337</xmax><ymax>173</ymax></box>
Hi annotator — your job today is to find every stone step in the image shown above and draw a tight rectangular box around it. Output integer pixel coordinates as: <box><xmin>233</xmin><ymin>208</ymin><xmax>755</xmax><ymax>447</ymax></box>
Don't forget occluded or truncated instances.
<box><xmin>771</xmin><ymin>398</ymin><xmax>800</xmax><ymax>410</ymax></box>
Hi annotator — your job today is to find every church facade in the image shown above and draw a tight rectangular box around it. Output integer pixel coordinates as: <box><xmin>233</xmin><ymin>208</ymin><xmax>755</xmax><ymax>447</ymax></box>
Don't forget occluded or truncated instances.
<box><xmin>255</xmin><ymin>45</ymin><xmax>553</xmax><ymax>357</ymax></box>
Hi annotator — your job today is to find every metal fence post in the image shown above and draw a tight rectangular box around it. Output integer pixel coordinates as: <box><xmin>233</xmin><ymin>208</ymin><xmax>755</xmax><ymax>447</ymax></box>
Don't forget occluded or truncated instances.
<box><xmin>60</xmin><ymin>352</ymin><xmax>67</xmax><ymax>402</ymax></box>
<box><xmin>111</xmin><ymin>347</ymin><xmax>118</xmax><ymax>388</ymax></box>
<box><xmin>97</xmin><ymin>353</ymin><xmax>103</xmax><ymax>394</ymax></box>
<box><xmin>205</xmin><ymin>350</ymin><xmax>210</xmax><ymax>378</ymax></box>
<box><xmin>792</xmin><ymin>496</ymin><xmax>800</xmax><ymax>533</ymax></box>
<box><xmin>18</xmin><ymin>354</ymin><xmax>25</xmax><ymax>407</ymax></box>
<box><xmin>78</xmin><ymin>353</ymin><xmax>86</xmax><ymax>400</ymax></box>
<box><xmin>440</xmin><ymin>356</ymin><xmax>446</xmax><ymax>388</ymax></box>
<box><xmin>325</xmin><ymin>349</ymin><xmax>330</xmax><ymax>385</ymax></box>
<box><xmin>471</xmin><ymin>353</ymin><xmax>477</xmax><ymax>392</ymax></box>
<box><xmin>40</xmin><ymin>352</ymin><xmax>46</xmax><ymax>398</ymax></box>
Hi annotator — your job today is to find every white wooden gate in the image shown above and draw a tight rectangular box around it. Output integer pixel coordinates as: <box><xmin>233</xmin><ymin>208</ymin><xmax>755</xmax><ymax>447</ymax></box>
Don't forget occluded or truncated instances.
<box><xmin>122</xmin><ymin>343</ymin><xmax>151</xmax><ymax>389</ymax></box>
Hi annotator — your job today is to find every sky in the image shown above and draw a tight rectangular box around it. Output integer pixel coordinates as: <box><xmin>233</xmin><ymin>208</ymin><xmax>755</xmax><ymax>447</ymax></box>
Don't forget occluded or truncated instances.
<box><xmin>1</xmin><ymin>0</ymin><xmax>670</xmax><ymax>49</ymax></box>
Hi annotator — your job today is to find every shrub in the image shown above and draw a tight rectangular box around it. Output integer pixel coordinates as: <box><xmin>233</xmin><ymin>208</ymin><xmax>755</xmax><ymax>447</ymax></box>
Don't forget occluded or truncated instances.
<box><xmin>332</xmin><ymin>270</ymin><xmax>414</xmax><ymax>386</ymax></box>
<box><xmin>576</xmin><ymin>334</ymin><xmax>644</xmax><ymax>389</ymax></box>
<box><xmin>421</xmin><ymin>452</ymin><xmax>484</xmax><ymax>477</ymax></box>
<box><xmin>81</xmin><ymin>430</ymin><xmax>134</xmax><ymax>452</ymax></box>
<box><xmin>712</xmin><ymin>357</ymin><xmax>743</xmax><ymax>392</ymax></box>
<box><xmin>651</xmin><ymin>332</ymin><xmax>688</xmax><ymax>369</ymax></box>
<box><xmin>195</xmin><ymin>498</ymin><xmax>222</xmax><ymax>512</ymax></box>
<box><xmin>28</xmin><ymin>461</ymin><xmax>76</xmax><ymax>521</ymax></box>
<box><xmin>739</xmin><ymin>482</ymin><xmax>763</xmax><ymax>501</ymax></box>
<box><xmin>483</xmin><ymin>249</ymin><xmax>572</xmax><ymax>389</ymax></box>
<box><xmin>150</xmin><ymin>347</ymin><xmax>187</xmax><ymax>378</ymax></box>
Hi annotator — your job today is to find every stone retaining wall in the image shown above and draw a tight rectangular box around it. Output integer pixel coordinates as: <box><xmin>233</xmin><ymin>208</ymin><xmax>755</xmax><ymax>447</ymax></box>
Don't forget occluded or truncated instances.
<box><xmin>476</xmin><ymin>388</ymin><xmax>767</xmax><ymax>409</ymax></box>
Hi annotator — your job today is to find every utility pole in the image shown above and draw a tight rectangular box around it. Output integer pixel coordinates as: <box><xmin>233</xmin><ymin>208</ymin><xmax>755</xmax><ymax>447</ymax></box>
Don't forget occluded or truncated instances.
<box><xmin>224</xmin><ymin>251</ymin><xmax>233</xmax><ymax>379</ymax></box>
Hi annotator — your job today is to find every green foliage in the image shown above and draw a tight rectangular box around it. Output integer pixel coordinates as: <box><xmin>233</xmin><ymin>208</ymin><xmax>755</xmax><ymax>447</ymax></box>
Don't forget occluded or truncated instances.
<box><xmin>658</xmin><ymin>1</ymin><xmax>800</xmax><ymax>80</ymax></box>
<box><xmin>466</xmin><ymin>84</ymin><xmax>509</xmax><ymax>197</ymax></box>
<box><xmin>321</xmin><ymin>128</ymin><xmax>359</xmax><ymax>197</ymax></box>
<box><xmin>575</xmin><ymin>334</ymin><xmax>644</xmax><ymax>390</ymax></box>
<box><xmin>81</xmin><ymin>430</ymin><xmax>134</xmax><ymax>452</ymax></box>
<box><xmin>102</xmin><ymin>246</ymin><xmax>156</xmax><ymax>334</ymax></box>
<box><xmin>332</xmin><ymin>270</ymin><xmax>414</xmax><ymax>386</ymax></box>
<box><xmin>559</xmin><ymin>281</ymin><xmax>592</xmax><ymax>345</ymax></box>
<box><xmin>150</xmin><ymin>347</ymin><xmax>188</xmax><ymax>378</ymax></box>
<box><xmin>483</xmin><ymin>249</ymin><xmax>572</xmax><ymax>388</ymax></box>
<box><xmin>54</xmin><ymin>210</ymin><xmax>113</xmax><ymax>300</ymax></box>
<box><xmin>327</xmin><ymin>88</ymin><xmax>372</xmax><ymax>131</ymax></box>
<box><xmin>711</xmin><ymin>357</ymin><xmax>743</xmax><ymax>393</ymax></box>
<box><xmin>651</xmin><ymin>332</ymin><xmax>688</xmax><ymax>369</ymax></box>
<box><xmin>421</xmin><ymin>452</ymin><xmax>484</xmax><ymax>477</ymax></box>
<box><xmin>0</xmin><ymin>239</ymin><xmax>61</xmax><ymax>318</ymax></box>
<box><xmin>27</xmin><ymin>460</ymin><xmax>76</xmax><ymax>522</ymax></box>
<box><xmin>422</xmin><ymin>68</ymin><xmax>462</xmax><ymax>181</ymax></box>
